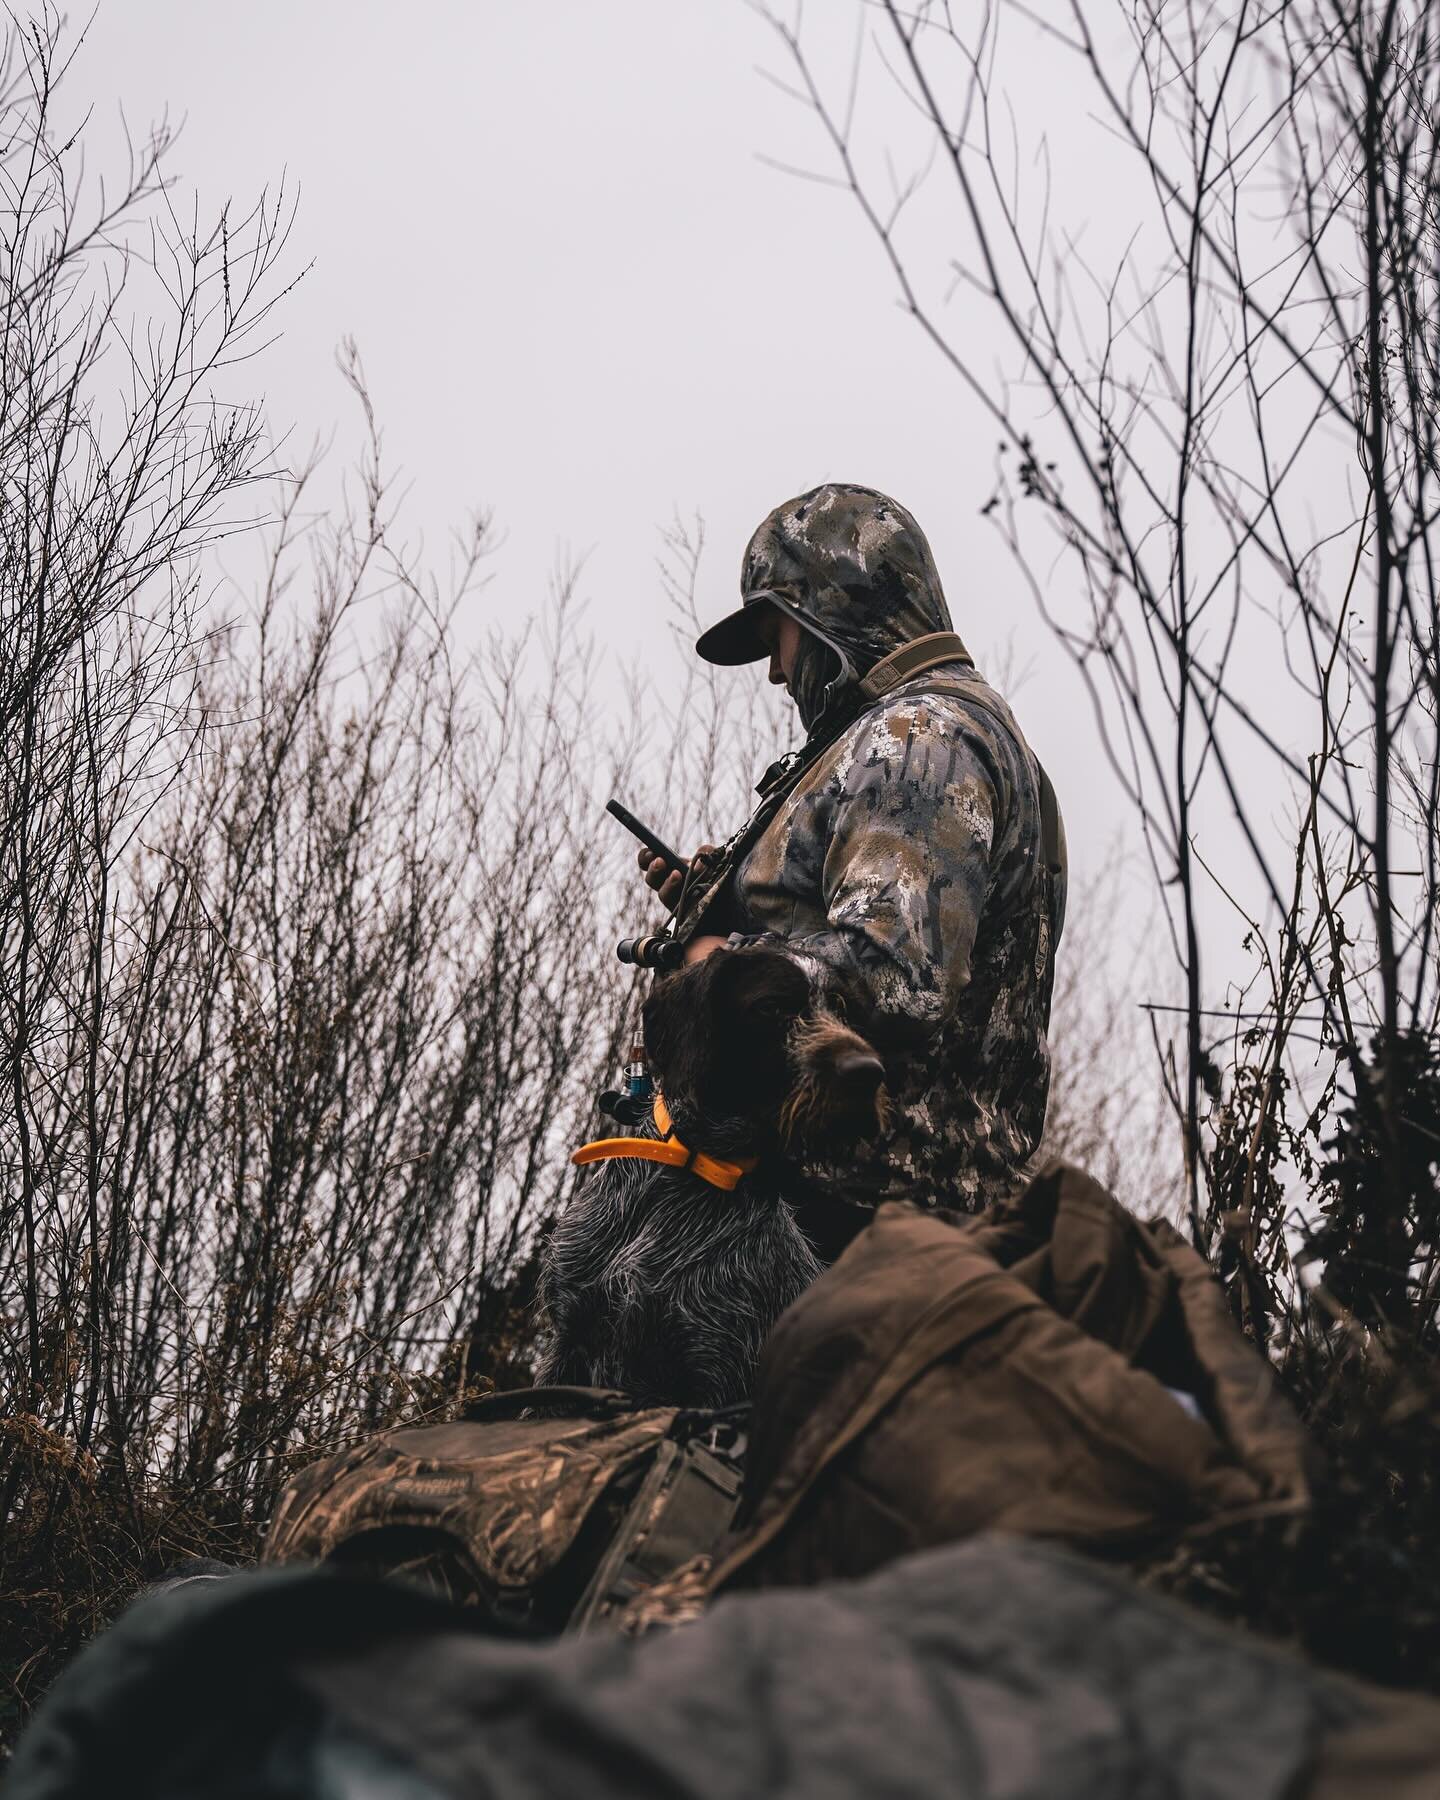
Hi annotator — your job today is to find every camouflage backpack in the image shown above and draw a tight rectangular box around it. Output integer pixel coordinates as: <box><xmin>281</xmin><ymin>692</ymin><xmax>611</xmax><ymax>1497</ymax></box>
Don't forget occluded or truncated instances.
<box><xmin>263</xmin><ymin>1387</ymin><xmax>745</xmax><ymax>1632</ymax></box>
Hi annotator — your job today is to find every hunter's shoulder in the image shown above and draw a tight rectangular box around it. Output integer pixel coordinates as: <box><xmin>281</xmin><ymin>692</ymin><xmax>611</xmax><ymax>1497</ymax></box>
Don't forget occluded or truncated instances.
<box><xmin>844</xmin><ymin>668</ymin><xmax>1033</xmax><ymax>774</ymax></box>
<box><xmin>908</xmin><ymin>665</ymin><xmax>1027</xmax><ymax>738</ymax></box>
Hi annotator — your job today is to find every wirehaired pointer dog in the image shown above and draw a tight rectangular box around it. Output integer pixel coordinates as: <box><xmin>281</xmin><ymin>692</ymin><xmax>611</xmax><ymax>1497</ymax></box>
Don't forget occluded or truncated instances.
<box><xmin>536</xmin><ymin>946</ymin><xmax>888</xmax><ymax>1408</ymax></box>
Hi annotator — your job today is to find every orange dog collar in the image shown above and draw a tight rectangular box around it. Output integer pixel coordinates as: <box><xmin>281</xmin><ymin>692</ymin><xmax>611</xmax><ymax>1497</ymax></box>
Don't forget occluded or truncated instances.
<box><xmin>571</xmin><ymin>1095</ymin><xmax>757</xmax><ymax>1192</ymax></box>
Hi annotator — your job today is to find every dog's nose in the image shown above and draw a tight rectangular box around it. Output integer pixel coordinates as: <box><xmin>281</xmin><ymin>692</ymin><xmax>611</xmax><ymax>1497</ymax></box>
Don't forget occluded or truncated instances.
<box><xmin>834</xmin><ymin>1050</ymin><xmax>885</xmax><ymax>1091</ymax></box>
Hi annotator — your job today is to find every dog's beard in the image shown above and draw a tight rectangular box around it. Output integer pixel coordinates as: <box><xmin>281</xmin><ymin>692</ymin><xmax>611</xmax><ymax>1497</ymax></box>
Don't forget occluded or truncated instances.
<box><xmin>780</xmin><ymin>1010</ymin><xmax>891</xmax><ymax>1151</ymax></box>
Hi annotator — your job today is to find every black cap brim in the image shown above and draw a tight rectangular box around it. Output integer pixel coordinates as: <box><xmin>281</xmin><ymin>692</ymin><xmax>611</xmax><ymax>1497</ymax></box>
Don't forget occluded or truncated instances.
<box><xmin>694</xmin><ymin>593</ymin><xmax>779</xmax><ymax>666</ymax></box>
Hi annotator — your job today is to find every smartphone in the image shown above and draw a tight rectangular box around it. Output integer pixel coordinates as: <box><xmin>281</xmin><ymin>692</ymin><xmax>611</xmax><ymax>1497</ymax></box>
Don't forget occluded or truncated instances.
<box><xmin>605</xmin><ymin>798</ymin><xmax>688</xmax><ymax>880</ymax></box>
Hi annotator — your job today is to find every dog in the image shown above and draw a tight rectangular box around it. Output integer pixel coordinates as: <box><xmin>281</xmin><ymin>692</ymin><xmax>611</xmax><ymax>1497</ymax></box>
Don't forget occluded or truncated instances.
<box><xmin>536</xmin><ymin>945</ymin><xmax>888</xmax><ymax>1409</ymax></box>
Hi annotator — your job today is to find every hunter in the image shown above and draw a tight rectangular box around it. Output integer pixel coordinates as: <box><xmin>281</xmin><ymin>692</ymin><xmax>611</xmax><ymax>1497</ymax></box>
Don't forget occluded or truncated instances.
<box><xmin>641</xmin><ymin>483</ymin><xmax>1066</xmax><ymax>1240</ymax></box>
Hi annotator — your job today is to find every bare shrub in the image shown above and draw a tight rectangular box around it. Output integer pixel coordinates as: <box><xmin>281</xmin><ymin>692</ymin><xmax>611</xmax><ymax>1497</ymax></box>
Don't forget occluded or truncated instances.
<box><xmin>0</xmin><ymin>10</ymin><xmax>665</xmax><ymax>1729</ymax></box>
<box><xmin>0</xmin><ymin>330</ymin><xmax>651</xmax><ymax>1731</ymax></box>
<box><xmin>0</xmin><ymin>104</ymin><xmax>773</xmax><ymax>1720</ymax></box>
<box><xmin>1040</xmin><ymin>855</ymin><xmax>1178</xmax><ymax>1215</ymax></box>
<box><xmin>0</xmin><ymin>5</ymin><xmax>290</xmax><ymax>1731</ymax></box>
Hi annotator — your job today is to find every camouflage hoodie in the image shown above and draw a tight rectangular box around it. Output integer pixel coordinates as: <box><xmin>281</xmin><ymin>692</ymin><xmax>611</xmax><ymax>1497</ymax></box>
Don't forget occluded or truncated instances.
<box><xmin>683</xmin><ymin>485</ymin><xmax>1066</xmax><ymax>1216</ymax></box>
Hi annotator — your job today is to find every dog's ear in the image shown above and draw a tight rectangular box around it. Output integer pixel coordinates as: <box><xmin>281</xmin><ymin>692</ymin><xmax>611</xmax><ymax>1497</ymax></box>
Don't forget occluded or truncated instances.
<box><xmin>642</xmin><ymin>949</ymin><xmax>812</xmax><ymax>1144</ymax></box>
<box><xmin>694</xmin><ymin>951</ymin><xmax>809</xmax><ymax>1091</ymax></box>
<box><xmin>641</xmin><ymin>953</ymin><xmax>748</xmax><ymax>1097</ymax></box>
<box><xmin>641</xmin><ymin>962</ymin><xmax>712</xmax><ymax>1100</ymax></box>
<box><xmin>643</xmin><ymin>949</ymin><xmax>809</xmax><ymax>1068</ymax></box>
<box><xmin>704</xmin><ymin>947</ymin><xmax>810</xmax><ymax>1027</ymax></box>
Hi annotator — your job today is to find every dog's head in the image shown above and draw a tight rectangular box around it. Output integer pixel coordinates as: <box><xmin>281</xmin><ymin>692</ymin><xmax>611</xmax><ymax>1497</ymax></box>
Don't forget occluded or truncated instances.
<box><xmin>641</xmin><ymin>945</ymin><xmax>889</xmax><ymax>1160</ymax></box>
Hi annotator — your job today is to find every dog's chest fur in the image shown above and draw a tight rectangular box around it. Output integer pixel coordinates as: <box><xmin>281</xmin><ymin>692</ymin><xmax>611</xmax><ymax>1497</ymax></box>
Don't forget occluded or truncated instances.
<box><xmin>536</xmin><ymin>944</ymin><xmax>887</xmax><ymax>1410</ymax></box>
<box><xmin>537</xmin><ymin>1148</ymin><xmax>822</xmax><ymax>1410</ymax></box>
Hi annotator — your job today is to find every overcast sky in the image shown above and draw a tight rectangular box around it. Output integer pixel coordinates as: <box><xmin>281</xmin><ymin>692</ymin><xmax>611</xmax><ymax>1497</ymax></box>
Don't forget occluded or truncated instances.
<box><xmin>77</xmin><ymin>1</ymin><xmax>1161</xmax><ymax>906</ymax></box>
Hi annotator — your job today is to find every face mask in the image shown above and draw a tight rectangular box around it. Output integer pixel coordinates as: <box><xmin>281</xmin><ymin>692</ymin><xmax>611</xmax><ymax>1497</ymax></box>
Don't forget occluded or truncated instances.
<box><xmin>787</xmin><ymin>631</ymin><xmax>845</xmax><ymax>734</ymax></box>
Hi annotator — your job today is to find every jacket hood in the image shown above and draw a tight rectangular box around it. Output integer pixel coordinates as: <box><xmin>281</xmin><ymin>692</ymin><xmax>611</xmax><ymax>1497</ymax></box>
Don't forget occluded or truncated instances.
<box><xmin>696</xmin><ymin>485</ymin><xmax>954</xmax><ymax>684</ymax></box>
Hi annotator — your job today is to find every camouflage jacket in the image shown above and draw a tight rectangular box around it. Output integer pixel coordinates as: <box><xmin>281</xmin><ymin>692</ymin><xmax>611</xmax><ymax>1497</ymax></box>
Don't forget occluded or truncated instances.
<box><xmin>684</xmin><ymin>485</ymin><xmax>1066</xmax><ymax>1215</ymax></box>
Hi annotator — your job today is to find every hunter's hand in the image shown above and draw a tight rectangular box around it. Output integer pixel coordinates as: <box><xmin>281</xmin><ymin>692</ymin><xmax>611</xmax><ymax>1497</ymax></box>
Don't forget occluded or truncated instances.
<box><xmin>638</xmin><ymin>843</ymin><xmax>719</xmax><ymax>913</ymax></box>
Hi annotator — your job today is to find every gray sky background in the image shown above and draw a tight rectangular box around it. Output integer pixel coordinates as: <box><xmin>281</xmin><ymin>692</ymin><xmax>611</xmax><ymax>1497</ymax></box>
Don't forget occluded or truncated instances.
<box><xmin>78</xmin><ymin>2</ymin><xmax>1181</xmax><ymax>929</ymax></box>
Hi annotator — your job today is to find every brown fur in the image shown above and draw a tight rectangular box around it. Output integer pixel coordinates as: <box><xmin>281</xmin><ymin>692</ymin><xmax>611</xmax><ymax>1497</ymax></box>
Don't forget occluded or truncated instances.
<box><xmin>781</xmin><ymin>1009</ymin><xmax>891</xmax><ymax>1150</ymax></box>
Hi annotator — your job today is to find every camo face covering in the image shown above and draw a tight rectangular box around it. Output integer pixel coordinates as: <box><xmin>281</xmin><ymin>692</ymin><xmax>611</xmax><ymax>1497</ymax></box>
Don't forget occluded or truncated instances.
<box><xmin>787</xmin><ymin>630</ymin><xmax>844</xmax><ymax>735</ymax></box>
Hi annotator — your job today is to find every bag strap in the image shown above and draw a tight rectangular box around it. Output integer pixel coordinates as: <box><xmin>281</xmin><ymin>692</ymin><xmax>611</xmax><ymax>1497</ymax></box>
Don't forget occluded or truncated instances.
<box><xmin>856</xmin><ymin>630</ymin><xmax>973</xmax><ymax>700</ymax></box>
<box><xmin>1037</xmin><ymin>764</ymin><xmax>1065</xmax><ymax>881</ymax></box>
<box><xmin>569</xmin><ymin>1435</ymin><xmax>745</xmax><ymax>1630</ymax></box>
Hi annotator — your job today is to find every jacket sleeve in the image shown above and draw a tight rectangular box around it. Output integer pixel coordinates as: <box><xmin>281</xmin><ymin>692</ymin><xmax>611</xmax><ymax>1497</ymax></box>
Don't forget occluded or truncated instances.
<box><xmin>736</xmin><ymin>693</ymin><xmax>1022</xmax><ymax>1043</ymax></box>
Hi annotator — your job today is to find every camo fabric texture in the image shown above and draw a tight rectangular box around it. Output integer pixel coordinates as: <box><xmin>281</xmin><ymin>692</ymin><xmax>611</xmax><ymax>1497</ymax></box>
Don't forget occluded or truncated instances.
<box><xmin>739</xmin><ymin>485</ymin><xmax>953</xmax><ymax>683</ymax></box>
<box><xmin>263</xmin><ymin>1409</ymin><xmax>676</xmax><ymax>1602</ymax></box>
<box><xmin>693</xmin><ymin>485</ymin><xmax>1065</xmax><ymax>1212</ymax></box>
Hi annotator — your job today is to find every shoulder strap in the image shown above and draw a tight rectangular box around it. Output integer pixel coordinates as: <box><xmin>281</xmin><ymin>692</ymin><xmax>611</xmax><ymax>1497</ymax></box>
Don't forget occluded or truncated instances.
<box><xmin>857</xmin><ymin>631</ymin><xmax>973</xmax><ymax>701</ymax></box>
<box><xmin>1037</xmin><ymin>764</ymin><xmax>1065</xmax><ymax>882</ymax></box>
